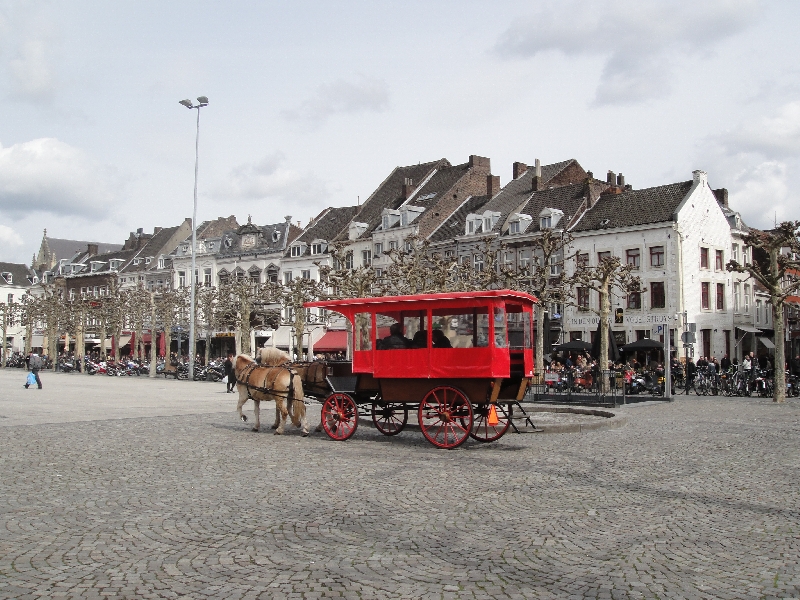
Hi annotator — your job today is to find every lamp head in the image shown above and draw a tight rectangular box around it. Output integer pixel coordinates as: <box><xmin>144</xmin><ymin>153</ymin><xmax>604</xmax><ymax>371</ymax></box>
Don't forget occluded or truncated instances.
<box><xmin>197</xmin><ymin>96</ymin><xmax>208</xmax><ymax>105</ymax></box>
<box><xmin>179</xmin><ymin>99</ymin><xmax>193</xmax><ymax>108</ymax></box>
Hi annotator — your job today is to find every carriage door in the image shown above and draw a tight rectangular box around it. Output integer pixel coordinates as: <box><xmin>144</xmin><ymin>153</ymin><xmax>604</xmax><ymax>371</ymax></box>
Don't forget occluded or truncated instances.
<box><xmin>506</xmin><ymin>304</ymin><xmax>533</xmax><ymax>377</ymax></box>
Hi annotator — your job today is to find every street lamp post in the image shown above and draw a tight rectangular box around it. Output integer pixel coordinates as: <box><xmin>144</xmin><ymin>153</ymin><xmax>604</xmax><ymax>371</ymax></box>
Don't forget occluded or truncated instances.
<box><xmin>179</xmin><ymin>96</ymin><xmax>208</xmax><ymax>380</ymax></box>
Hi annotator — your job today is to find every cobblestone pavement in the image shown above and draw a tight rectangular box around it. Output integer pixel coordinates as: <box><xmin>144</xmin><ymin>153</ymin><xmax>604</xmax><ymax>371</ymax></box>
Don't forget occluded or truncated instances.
<box><xmin>1</xmin><ymin>370</ymin><xmax>799</xmax><ymax>599</ymax></box>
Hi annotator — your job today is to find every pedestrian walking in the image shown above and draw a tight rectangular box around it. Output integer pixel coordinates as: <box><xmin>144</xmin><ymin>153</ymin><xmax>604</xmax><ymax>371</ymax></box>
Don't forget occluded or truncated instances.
<box><xmin>224</xmin><ymin>353</ymin><xmax>235</xmax><ymax>393</ymax></box>
<box><xmin>28</xmin><ymin>352</ymin><xmax>43</xmax><ymax>389</ymax></box>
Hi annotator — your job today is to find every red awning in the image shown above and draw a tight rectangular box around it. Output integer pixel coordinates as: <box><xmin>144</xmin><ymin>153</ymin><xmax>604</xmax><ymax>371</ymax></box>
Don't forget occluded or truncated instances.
<box><xmin>314</xmin><ymin>330</ymin><xmax>348</xmax><ymax>352</ymax></box>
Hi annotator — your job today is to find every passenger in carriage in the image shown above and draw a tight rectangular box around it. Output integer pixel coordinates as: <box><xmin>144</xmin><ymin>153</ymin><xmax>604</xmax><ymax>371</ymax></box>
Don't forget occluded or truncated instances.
<box><xmin>431</xmin><ymin>329</ymin><xmax>452</xmax><ymax>348</ymax></box>
<box><xmin>379</xmin><ymin>323</ymin><xmax>411</xmax><ymax>349</ymax></box>
<box><xmin>410</xmin><ymin>330</ymin><xmax>427</xmax><ymax>348</ymax></box>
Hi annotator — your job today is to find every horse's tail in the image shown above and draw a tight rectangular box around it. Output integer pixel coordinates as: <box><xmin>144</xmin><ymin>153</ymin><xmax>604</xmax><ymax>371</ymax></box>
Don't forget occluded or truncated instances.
<box><xmin>288</xmin><ymin>370</ymin><xmax>306</xmax><ymax>426</ymax></box>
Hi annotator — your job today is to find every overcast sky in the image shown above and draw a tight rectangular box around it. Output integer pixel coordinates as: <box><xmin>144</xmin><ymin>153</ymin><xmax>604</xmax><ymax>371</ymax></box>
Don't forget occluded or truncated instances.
<box><xmin>1</xmin><ymin>0</ymin><xmax>799</xmax><ymax>264</ymax></box>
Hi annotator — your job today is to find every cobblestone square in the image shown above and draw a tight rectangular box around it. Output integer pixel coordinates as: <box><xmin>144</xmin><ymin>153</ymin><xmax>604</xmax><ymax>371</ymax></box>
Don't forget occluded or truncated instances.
<box><xmin>1</xmin><ymin>370</ymin><xmax>798</xmax><ymax>599</ymax></box>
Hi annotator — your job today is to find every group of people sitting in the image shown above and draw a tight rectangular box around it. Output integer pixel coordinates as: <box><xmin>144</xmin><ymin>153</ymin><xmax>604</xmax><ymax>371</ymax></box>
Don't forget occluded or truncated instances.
<box><xmin>377</xmin><ymin>323</ymin><xmax>452</xmax><ymax>350</ymax></box>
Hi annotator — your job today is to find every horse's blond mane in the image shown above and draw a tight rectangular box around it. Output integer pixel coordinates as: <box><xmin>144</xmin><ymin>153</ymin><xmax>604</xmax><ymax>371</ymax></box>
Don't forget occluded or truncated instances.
<box><xmin>257</xmin><ymin>347</ymin><xmax>291</xmax><ymax>366</ymax></box>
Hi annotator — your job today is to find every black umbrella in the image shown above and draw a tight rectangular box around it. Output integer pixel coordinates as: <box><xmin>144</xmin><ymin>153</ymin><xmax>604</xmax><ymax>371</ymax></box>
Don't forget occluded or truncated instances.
<box><xmin>590</xmin><ymin>320</ymin><xmax>620</xmax><ymax>362</ymax></box>
<box><xmin>554</xmin><ymin>340</ymin><xmax>593</xmax><ymax>352</ymax></box>
<box><xmin>620</xmin><ymin>338</ymin><xmax>663</xmax><ymax>352</ymax></box>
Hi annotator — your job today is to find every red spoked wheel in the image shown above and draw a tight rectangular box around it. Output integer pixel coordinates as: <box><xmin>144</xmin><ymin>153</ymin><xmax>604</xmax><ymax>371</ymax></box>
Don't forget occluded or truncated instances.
<box><xmin>418</xmin><ymin>386</ymin><xmax>473</xmax><ymax>449</ymax></box>
<box><xmin>469</xmin><ymin>403</ymin><xmax>511</xmax><ymax>443</ymax></box>
<box><xmin>372</xmin><ymin>396</ymin><xmax>408</xmax><ymax>436</ymax></box>
<box><xmin>321</xmin><ymin>393</ymin><xmax>358</xmax><ymax>441</ymax></box>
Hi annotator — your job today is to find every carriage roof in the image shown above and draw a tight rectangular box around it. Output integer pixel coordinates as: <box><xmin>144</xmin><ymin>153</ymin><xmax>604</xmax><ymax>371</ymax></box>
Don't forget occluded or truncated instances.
<box><xmin>305</xmin><ymin>289</ymin><xmax>537</xmax><ymax>312</ymax></box>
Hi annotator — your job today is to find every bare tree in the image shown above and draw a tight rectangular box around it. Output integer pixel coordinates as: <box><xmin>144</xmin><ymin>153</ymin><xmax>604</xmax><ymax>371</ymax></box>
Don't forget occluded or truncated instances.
<box><xmin>155</xmin><ymin>287</ymin><xmax>188</xmax><ymax>361</ymax></box>
<box><xmin>196</xmin><ymin>285</ymin><xmax>220</xmax><ymax>365</ymax></box>
<box><xmin>570</xmin><ymin>255</ymin><xmax>642</xmax><ymax>379</ymax></box>
<box><xmin>727</xmin><ymin>221</ymin><xmax>800</xmax><ymax>403</ymax></box>
<box><xmin>218</xmin><ymin>278</ymin><xmax>282</xmax><ymax>356</ymax></box>
<box><xmin>0</xmin><ymin>300</ymin><xmax>19</xmax><ymax>367</ymax></box>
<box><xmin>280</xmin><ymin>276</ymin><xmax>326</xmax><ymax>358</ymax></box>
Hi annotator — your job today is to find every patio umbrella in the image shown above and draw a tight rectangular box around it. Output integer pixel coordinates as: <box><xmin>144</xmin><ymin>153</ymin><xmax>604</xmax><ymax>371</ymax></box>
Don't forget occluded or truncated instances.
<box><xmin>553</xmin><ymin>340</ymin><xmax>593</xmax><ymax>352</ymax></box>
<box><xmin>590</xmin><ymin>320</ymin><xmax>620</xmax><ymax>362</ymax></box>
<box><xmin>620</xmin><ymin>338</ymin><xmax>664</xmax><ymax>352</ymax></box>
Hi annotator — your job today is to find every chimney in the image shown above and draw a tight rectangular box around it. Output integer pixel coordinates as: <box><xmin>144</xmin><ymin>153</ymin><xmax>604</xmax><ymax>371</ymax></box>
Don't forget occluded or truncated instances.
<box><xmin>468</xmin><ymin>155</ymin><xmax>491</xmax><ymax>171</ymax></box>
<box><xmin>87</xmin><ymin>243</ymin><xmax>98</xmax><ymax>256</ymax></box>
<box><xmin>714</xmin><ymin>188</ymin><xmax>729</xmax><ymax>207</ymax></box>
<box><xmin>532</xmin><ymin>158</ymin><xmax>543</xmax><ymax>191</ymax></box>
<box><xmin>607</xmin><ymin>170</ymin><xmax>616</xmax><ymax>184</ymax></box>
<box><xmin>486</xmin><ymin>174</ymin><xmax>501</xmax><ymax>196</ymax></box>
<box><xmin>401</xmin><ymin>177</ymin><xmax>416</xmax><ymax>199</ymax></box>
<box><xmin>693</xmin><ymin>170</ymin><xmax>708</xmax><ymax>186</ymax></box>
<box><xmin>297</xmin><ymin>221</ymin><xmax>301</xmax><ymax>228</ymax></box>
<box><xmin>153</xmin><ymin>227</ymin><xmax>162</xmax><ymax>234</ymax></box>
<box><xmin>587</xmin><ymin>170</ymin><xmax>593</xmax><ymax>179</ymax></box>
<box><xmin>512</xmin><ymin>162</ymin><xmax>528</xmax><ymax>180</ymax></box>
<box><xmin>616</xmin><ymin>173</ymin><xmax>625</xmax><ymax>187</ymax></box>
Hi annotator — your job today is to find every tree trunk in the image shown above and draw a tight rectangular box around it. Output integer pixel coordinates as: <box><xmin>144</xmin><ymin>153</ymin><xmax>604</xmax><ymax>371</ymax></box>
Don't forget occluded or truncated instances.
<box><xmin>25</xmin><ymin>324</ymin><xmax>32</xmax><ymax>355</ymax></box>
<box><xmin>1</xmin><ymin>318</ymin><xmax>7</xmax><ymax>368</ymax></box>
<box><xmin>76</xmin><ymin>308</ymin><xmax>84</xmax><ymax>373</ymax></box>
<box><xmin>294</xmin><ymin>314</ymin><xmax>305</xmax><ymax>361</ymax></box>
<box><xmin>240</xmin><ymin>299</ymin><xmax>252</xmax><ymax>356</ymax></box>
<box><xmin>599</xmin><ymin>278</ymin><xmax>610</xmax><ymax>391</ymax></box>
<box><xmin>534</xmin><ymin>302</ymin><xmax>545</xmax><ymax>381</ymax></box>
<box><xmin>149</xmin><ymin>294</ymin><xmax>157</xmax><ymax>378</ymax></box>
<box><xmin>773</xmin><ymin>298</ymin><xmax>786</xmax><ymax>403</ymax></box>
<box><xmin>100</xmin><ymin>321</ymin><xmax>107</xmax><ymax>360</ymax></box>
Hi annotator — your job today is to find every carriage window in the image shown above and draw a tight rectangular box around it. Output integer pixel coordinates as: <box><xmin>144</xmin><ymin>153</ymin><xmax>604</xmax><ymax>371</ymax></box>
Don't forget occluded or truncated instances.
<box><xmin>494</xmin><ymin>306</ymin><xmax>507</xmax><ymax>348</ymax></box>
<box><xmin>431</xmin><ymin>307</ymin><xmax>489</xmax><ymax>348</ymax></box>
<box><xmin>523</xmin><ymin>311</ymin><xmax>532</xmax><ymax>349</ymax></box>
<box><xmin>354</xmin><ymin>313</ymin><xmax>372</xmax><ymax>351</ymax></box>
<box><xmin>506</xmin><ymin>304</ymin><xmax>526</xmax><ymax>349</ymax></box>
<box><xmin>375</xmin><ymin>311</ymin><xmax>427</xmax><ymax>349</ymax></box>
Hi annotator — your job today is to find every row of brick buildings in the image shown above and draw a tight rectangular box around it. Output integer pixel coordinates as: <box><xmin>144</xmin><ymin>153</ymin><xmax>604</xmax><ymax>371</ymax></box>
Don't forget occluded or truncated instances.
<box><xmin>5</xmin><ymin>153</ymin><xmax>797</xmax><ymax>361</ymax></box>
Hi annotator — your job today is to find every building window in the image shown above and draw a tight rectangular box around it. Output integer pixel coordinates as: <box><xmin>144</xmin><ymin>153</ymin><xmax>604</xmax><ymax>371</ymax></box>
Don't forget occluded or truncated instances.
<box><xmin>311</xmin><ymin>243</ymin><xmax>322</xmax><ymax>255</ymax></box>
<box><xmin>362</xmin><ymin>250</ymin><xmax>372</xmax><ymax>266</ymax></box>
<box><xmin>444</xmin><ymin>250</ymin><xmax>454</xmax><ymax>259</ymax></box>
<box><xmin>145</xmin><ymin>257</ymin><xmax>152</xmax><ymax>265</ymax></box>
<box><xmin>700</xmin><ymin>247</ymin><xmax>709</xmax><ymax>269</ymax></box>
<box><xmin>744</xmin><ymin>284</ymin><xmax>751</xmax><ymax>313</ymax></box>
<box><xmin>577</xmin><ymin>287</ymin><xmax>589</xmax><ymax>311</ymax></box>
<box><xmin>218</xmin><ymin>272</ymin><xmax>229</xmax><ymax>285</ymax></box>
<box><xmin>158</xmin><ymin>257</ymin><xmax>165</xmax><ymax>269</ymax></box>
<box><xmin>540</xmin><ymin>216</ymin><xmax>552</xmax><ymax>229</ymax></box>
<box><xmin>734</xmin><ymin>282</ymin><xmax>741</xmax><ymax>312</ymax></box>
<box><xmin>701</xmin><ymin>282</ymin><xmax>710</xmax><ymax>309</ymax></box>
<box><xmin>69</xmin><ymin>289</ymin><xmax>75</xmax><ymax>301</ymax></box>
<box><xmin>626</xmin><ymin>248</ymin><xmax>640</xmax><ymax>269</ymax></box>
<box><xmin>204</xmin><ymin>268</ymin><xmax>212</xmax><ymax>286</ymax></box>
<box><xmin>374</xmin><ymin>242</ymin><xmax>383</xmax><ymax>257</ymax></box>
<box><xmin>650</xmin><ymin>282</ymin><xmax>665</xmax><ymax>309</ymax></box>
<box><xmin>732</xmin><ymin>243</ymin><xmax>739</xmax><ymax>263</ymax></box>
<box><xmin>291</xmin><ymin>245</ymin><xmax>302</xmax><ymax>257</ymax></box>
<box><xmin>178</xmin><ymin>271</ymin><xmax>186</xmax><ymax>288</ymax></box>
<box><xmin>598</xmin><ymin>251</ymin><xmax>611</xmax><ymax>263</ymax></box>
<box><xmin>576</xmin><ymin>253</ymin><xmax>589</xmax><ymax>269</ymax></box>
<box><xmin>375</xmin><ymin>268</ymin><xmax>383</xmax><ymax>278</ymax></box>
<box><xmin>405</xmin><ymin>241</ymin><xmax>412</xmax><ymax>252</ymax></box>
<box><xmin>756</xmin><ymin>299</ymin><xmax>762</xmax><ymax>323</ymax></box>
<box><xmin>249</xmin><ymin>271</ymin><xmax>260</xmax><ymax>284</ymax></box>
<box><xmin>345</xmin><ymin>252</ymin><xmax>354</xmax><ymax>270</ymax></box>
<box><xmin>627</xmin><ymin>291</ymin><xmax>642</xmax><ymax>309</ymax></box>
<box><xmin>715</xmin><ymin>249</ymin><xmax>724</xmax><ymax>271</ymax></box>
<box><xmin>509</xmin><ymin>221</ymin><xmax>520</xmax><ymax>234</ymax></box>
<box><xmin>716</xmin><ymin>283</ymin><xmax>725</xmax><ymax>310</ymax></box>
<box><xmin>389</xmin><ymin>241</ymin><xmax>397</xmax><ymax>251</ymax></box>
<box><xmin>549</xmin><ymin>255</ymin><xmax>560</xmax><ymax>276</ymax></box>
<box><xmin>650</xmin><ymin>246</ymin><xmax>664</xmax><ymax>267</ymax></box>
<box><xmin>301</xmin><ymin>269</ymin><xmax>311</xmax><ymax>280</ymax></box>
<box><xmin>474</xmin><ymin>254</ymin><xmax>484</xmax><ymax>272</ymax></box>
<box><xmin>284</xmin><ymin>271</ymin><xmax>293</xmax><ymax>284</ymax></box>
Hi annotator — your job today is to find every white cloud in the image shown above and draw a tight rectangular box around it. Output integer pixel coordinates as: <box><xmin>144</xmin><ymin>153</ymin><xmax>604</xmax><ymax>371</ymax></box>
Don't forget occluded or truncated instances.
<box><xmin>282</xmin><ymin>76</ymin><xmax>390</xmax><ymax>128</ymax></box>
<box><xmin>0</xmin><ymin>224</ymin><xmax>23</xmax><ymax>247</ymax></box>
<box><xmin>716</xmin><ymin>100</ymin><xmax>800</xmax><ymax>159</ymax></box>
<box><xmin>494</xmin><ymin>0</ymin><xmax>760</xmax><ymax>105</ymax></box>
<box><xmin>214</xmin><ymin>151</ymin><xmax>330</xmax><ymax>209</ymax></box>
<box><xmin>0</xmin><ymin>138</ymin><xmax>120</xmax><ymax>216</ymax></box>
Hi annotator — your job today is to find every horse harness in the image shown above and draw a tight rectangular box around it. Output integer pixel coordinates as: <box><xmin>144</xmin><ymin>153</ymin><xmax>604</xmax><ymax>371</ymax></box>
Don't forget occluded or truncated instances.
<box><xmin>237</xmin><ymin>361</ymin><xmax>297</xmax><ymax>401</ymax></box>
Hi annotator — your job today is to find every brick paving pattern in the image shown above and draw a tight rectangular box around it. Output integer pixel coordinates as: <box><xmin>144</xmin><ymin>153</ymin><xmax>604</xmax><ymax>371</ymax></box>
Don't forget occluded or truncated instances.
<box><xmin>0</xmin><ymin>371</ymin><xmax>798</xmax><ymax>599</ymax></box>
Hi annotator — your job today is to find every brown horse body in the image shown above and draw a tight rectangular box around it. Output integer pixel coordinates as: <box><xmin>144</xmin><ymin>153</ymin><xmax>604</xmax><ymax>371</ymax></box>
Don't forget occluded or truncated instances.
<box><xmin>234</xmin><ymin>350</ymin><xmax>308</xmax><ymax>435</ymax></box>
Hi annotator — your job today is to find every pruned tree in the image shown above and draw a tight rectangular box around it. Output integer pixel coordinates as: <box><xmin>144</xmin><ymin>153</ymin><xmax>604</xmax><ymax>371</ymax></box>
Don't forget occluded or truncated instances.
<box><xmin>155</xmin><ymin>287</ymin><xmax>188</xmax><ymax>361</ymax></box>
<box><xmin>280</xmin><ymin>275</ymin><xmax>326</xmax><ymax>358</ymax></box>
<box><xmin>499</xmin><ymin>229</ymin><xmax>574</xmax><ymax>376</ymax></box>
<box><xmin>128</xmin><ymin>285</ymin><xmax>151</xmax><ymax>361</ymax></box>
<box><xmin>218</xmin><ymin>278</ymin><xmax>282</xmax><ymax>356</ymax></box>
<box><xmin>0</xmin><ymin>300</ymin><xmax>19</xmax><ymax>367</ymax></box>
<box><xmin>196</xmin><ymin>285</ymin><xmax>220</xmax><ymax>366</ymax></box>
<box><xmin>570</xmin><ymin>254</ymin><xmax>643</xmax><ymax>381</ymax></box>
<box><xmin>727</xmin><ymin>221</ymin><xmax>800</xmax><ymax>403</ymax></box>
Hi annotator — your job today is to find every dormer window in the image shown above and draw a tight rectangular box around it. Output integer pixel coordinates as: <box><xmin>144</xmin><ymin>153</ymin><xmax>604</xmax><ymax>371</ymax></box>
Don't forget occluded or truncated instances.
<box><xmin>290</xmin><ymin>244</ymin><xmax>305</xmax><ymax>257</ymax></box>
<box><xmin>272</xmin><ymin>230</ymin><xmax>281</xmax><ymax>242</ymax></box>
<box><xmin>158</xmin><ymin>257</ymin><xmax>165</xmax><ymax>269</ymax></box>
<box><xmin>181</xmin><ymin>244</ymin><xmax>189</xmax><ymax>253</ymax></box>
<box><xmin>133</xmin><ymin>258</ymin><xmax>142</xmax><ymax>265</ymax></box>
<box><xmin>90</xmin><ymin>261</ymin><xmax>104</xmax><ymax>273</ymax></box>
<box><xmin>381</xmin><ymin>210</ymin><xmax>401</xmax><ymax>231</ymax></box>
<box><xmin>109</xmin><ymin>259</ymin><xmax>123</xmax><ymax>271</ymax></box>
<box><xmin>509</xmin><ymin>214</ymin><xmax>534</xmax><ymax>235</ymax></box>
<box><xmin>310</xmin><ymin>241</ymin><xmax>326</xmax><ymax>255</ymax></box>
<box><xmin>208</xmin><ymin>242</ymin><xmax>215</xmax><ymax>250</ymax></box>
<box><xmin>539</xmin><ymin>207</ymin><xmax>564</xmax><ymax>230</ymax></box>
<box><xmin>348</xmin><ymin>221</ymin><xmax>368</xmax><ymax>240</ymax></box>
<box><xmin>1</xmin><ymin>272</ymin><xmax>11</xmax><ymax>284</ymax></box>
<box><xmin>399</xmin><ymin>206</ymin><xmax>424</xmax><ymax>227</ymax></box>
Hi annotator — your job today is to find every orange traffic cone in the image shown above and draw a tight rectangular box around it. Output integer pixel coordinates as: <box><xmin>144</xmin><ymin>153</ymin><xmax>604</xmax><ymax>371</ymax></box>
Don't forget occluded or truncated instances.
<box><xmin>487</xmin><ymin>404</ymin><xmax>499</xmax><ymax>426</ymax></box>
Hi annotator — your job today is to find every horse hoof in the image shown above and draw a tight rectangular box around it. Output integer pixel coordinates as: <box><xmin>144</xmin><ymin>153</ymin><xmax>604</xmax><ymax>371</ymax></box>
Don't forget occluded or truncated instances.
<box><xmin>302</xmin><ymin>431</ymin><xmax>309</xmax><ymax>437</ymax></box>
<box><xmin>270</xmin><ymin>425</ymin><xmax>278</xmax><ymax>430</ymax></box>
<box><xmin>241</xmin><ymin>415</ymin><xmax>248</xmax><ymax>422</ymax></box>
<box><xmin>251</xmin><ymin>427</ymin><xmax>259</xmax><ymax>432</ymax></box>
<box><xmin>274</xmin><ymin>430</ymin><xmax>284</xmax><ymax>435</ymax></box>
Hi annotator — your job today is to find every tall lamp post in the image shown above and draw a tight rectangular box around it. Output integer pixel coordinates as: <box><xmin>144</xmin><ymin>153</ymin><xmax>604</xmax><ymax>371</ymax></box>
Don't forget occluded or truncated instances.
<box><xmin>178</xmin><ymin>96</ymin><xmax>208</xmax><ymax>380</ymax></box>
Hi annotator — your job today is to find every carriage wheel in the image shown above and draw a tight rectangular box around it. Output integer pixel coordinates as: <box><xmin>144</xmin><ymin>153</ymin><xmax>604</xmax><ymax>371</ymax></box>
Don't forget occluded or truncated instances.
<box><xmin>321</xmin><ymin>393</ymin><xmax>358</xmax><ymax>441</ymax></box>
<box><xmin>469</xmin><ymin>403</ymin><xmax>511</xmax><ymax>443</ymax></box>
<box><xmin>371</xmin><ymin>396</ymin><xmax>408</xmax><ymax>436</ymax></box>
<box><xmin>418</xmin><ymin>386</ymin><xmax>473</xmax><ymax>449</ymax></box>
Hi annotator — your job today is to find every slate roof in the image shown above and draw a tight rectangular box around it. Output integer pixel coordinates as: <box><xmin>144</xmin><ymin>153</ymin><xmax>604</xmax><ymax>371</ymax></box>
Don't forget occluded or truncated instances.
<box><xmin>197</xmin><ymin>216</ymin><xmax>240</xmax><ymax>240</ymax></box>
<box><xmin>571</xmin><ymin>180</ymin><xmax>694</xmax><ymax>232</ymax></box>
<box><xmin>292</xmin><ymin>205</ymin><xmax>360</xmax><ymax>251</ymax></box>
<box><xmin>217</xmin><ymin>219</ymin><xmax>294</xmax><ymax>258</ymax></box>
<box><xmin>515</xmin><ymin>183</ymin><xmax>593</xmax><ymax>233</ymax></box>
<box><xmin>428</xmin><ymin>195</ymin><xmax>493</xmax><ymax>243</ymax></box>
<box><xmin>122</xmin><ymin>226</ymin><xmax>181</xmax><ymax>273</ymax></box>
<box><xmin>483</xmin><ymin>159</ymin><xmax>582</xmax><ymax>232</ymax></box>
<box><xmin>333</xmin><ymin>160</ymin><xmax>446</xmax><ymax>241</ymax></box>
<box><xmin>0</xmin><ymin>262</ymin><xmax>35</xmax><ymax>287</ymax></box>
<box><xmin>43</xmin><ymin>237</ymin><xmax>122</xmax><ymax>263</ymax></box>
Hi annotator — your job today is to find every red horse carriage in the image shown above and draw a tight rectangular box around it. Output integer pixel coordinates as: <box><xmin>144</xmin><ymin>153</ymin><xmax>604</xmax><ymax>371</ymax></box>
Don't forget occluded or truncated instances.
<box><xmin>304</xmin><ymin>290</ymin><xmax>536</xmax><ymax>448</ymax></box>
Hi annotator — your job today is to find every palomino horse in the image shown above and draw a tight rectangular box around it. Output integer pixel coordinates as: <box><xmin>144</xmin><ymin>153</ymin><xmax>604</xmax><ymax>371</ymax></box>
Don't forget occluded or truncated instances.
<box><xmin>285</xmin><ymin>360</ymin><xmax>329</xmax><ymax>432</ymax></box>
<box><xmin>234</xmin><ymin>349</ymin><xmax>308</xmax><ymax>435</ymax></box>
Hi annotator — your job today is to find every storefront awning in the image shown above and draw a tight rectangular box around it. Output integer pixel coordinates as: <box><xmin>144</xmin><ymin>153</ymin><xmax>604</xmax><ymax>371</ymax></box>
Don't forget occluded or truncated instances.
<box><xmin>118</xmin><ymin>335</ymin><xmax>132</xmax><ymax>348</ymax></box>
<box><xmin>736</xmin><ymin>325</ymin><xmax>762</xmax><ymax>334</ymax></box>
<box><xmin>758</xmin><ymin>336</ymin><xmax>775</xmax><ymax>349</ymax></box>
<box><xmin>268</xmin><ymin>326</ymin><xmax>326</xmax><ymax>349</ymax></box>
<box><xmin>314</xmin><ymin>330</ymin><xmax>348</xmax><ymax>352</ymax></box>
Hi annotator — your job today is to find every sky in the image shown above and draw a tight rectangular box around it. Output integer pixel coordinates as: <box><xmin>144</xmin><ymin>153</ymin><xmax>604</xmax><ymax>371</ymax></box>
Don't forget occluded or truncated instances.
<box><xmin>1</xmin><ymin>0</ymin><xmax>799</xmax><ymax>265</ymax></box>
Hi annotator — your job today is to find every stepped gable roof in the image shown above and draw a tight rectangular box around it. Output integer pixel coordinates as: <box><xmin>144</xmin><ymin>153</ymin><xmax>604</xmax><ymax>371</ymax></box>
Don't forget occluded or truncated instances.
<box><xmin>333</xmin><ymin>159</ymin><xmax>446</xmax><ymax>241</ymax></box>
<box><xmin>572</xmin><ymin>180</ymin><xmax>693</xmax><ymax>232</ymax></box>
<box><xmin>292</xmin><ymin>205</ymin><xmax>360</xmax><ymax>250</ymax></box>
<box><xmin>0</xmin><ymin>262</ymin><xmax>35</xmax><ymax>287</ymax></box>
<box><xmin>428</xmin><ymin>195</ymin><xmax>493</xmax><ymax>243</ymax></box>
<box><xmin>483</xmin><ymin>159</ymin><xmax>581</xmax><ymax>231</ymax></box>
